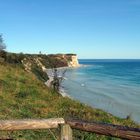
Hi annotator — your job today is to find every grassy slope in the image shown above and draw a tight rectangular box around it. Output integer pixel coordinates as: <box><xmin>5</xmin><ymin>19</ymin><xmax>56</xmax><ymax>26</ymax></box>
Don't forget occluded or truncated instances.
<box><xmin>0</xmin><ymin>64</ymin><xmax>139</xmax><ymax>140</ymax></box>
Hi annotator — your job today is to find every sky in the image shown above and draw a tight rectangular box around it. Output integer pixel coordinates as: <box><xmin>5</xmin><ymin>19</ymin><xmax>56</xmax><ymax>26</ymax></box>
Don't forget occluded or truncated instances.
<box><xmin>0</xmin><ymin>0</ymin><xmax>140</xmax><ymax>59</ymax></box>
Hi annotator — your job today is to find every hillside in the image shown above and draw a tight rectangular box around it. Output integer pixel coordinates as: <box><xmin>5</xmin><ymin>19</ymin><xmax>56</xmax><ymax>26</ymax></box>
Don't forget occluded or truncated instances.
<box><xmin>0</xmin><ymin>54</ymin><xmax>139</xmax><ymax>139</ymax></box>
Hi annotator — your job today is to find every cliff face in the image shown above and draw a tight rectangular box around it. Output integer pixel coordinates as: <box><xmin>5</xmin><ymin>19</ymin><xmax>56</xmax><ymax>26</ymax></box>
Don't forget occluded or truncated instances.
<box><xmin>0</xmin><ymin>52</ymin><xmax>79</xmax><ymax>81</ymax></box>
<box><xmin>65</xmin><ymin>54</ymin><xmax>79</xmax><ymax>67</ymax></box>
<box><xmin>47</xmin><ymin>54</ymin><xmax>79</xmax><ymax>68</ymax></box>
<box><xmin>20</xmin><ymin>53</ymin><xmax>79</xmax><ymax>82</ymax></box>
<box><xmin>20</xmin><ymin>53</ymin><xmax>79</xmax><ymax>73</ymax></box>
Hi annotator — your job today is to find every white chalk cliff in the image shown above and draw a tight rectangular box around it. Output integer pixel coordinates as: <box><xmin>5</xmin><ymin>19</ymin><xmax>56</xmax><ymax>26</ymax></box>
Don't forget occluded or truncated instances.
<box><xmin>66</xmin><ymin>54</ymin><xmax>79</xmax><ymax>67</ymax></box>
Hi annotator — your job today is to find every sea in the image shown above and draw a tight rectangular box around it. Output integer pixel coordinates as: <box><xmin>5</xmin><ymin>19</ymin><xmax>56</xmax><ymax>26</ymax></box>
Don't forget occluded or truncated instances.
<box><xmin>62</xmin><ymin>59</ymin><xmax>140</xmax><ymax>123</ymax></box>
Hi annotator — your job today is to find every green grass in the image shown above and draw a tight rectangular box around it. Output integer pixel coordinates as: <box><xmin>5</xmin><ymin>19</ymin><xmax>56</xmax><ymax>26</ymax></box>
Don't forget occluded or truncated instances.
<box><xmin>0</xmin><ymin>63</ymin><xmax>139</xmax><ymax>140</ymax></box>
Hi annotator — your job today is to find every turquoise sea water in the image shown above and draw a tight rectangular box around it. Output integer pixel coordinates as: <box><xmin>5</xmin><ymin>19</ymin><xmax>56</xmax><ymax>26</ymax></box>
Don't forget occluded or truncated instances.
<box><xmin>63</xmin><ymin>59</ymin><xmax>140</xmax><ymax>123</ymax></box>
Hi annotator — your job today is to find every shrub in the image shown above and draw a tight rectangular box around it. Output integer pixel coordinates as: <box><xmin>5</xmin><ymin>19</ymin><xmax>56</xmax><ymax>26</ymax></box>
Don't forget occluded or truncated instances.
<box><xmin>0</xmin><ymin>50</ymin><xmax>7</xmax><ymax>60</ymax></box>
<box><xmin>31</xmin><ymin>65</ymin><xmax>48</xmax><ymax>82</ymax></box>
<box><xmin>15</xmin><ymin>91</ymin><xmax>28</xmax><ymax>98</ymax></box>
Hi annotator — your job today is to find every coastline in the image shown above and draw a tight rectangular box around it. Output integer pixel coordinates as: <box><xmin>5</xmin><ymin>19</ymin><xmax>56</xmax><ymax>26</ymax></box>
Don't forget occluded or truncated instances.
<box><xmin>1</xmin><ymin>59</ymin><xmax>139</xmax><ymax>139</ymax></box>
<box><xmin>45</xmin><ymin>63</ymin><xmax>95</xmax><ymax>99</ymax></box>
<box><xmin>57</xmin><ymin>60</ymin><xmax>140</xmax><ymax>124</ymax></box>
<box><xmin>45</xmin><ymin>64</ymin><xmax>83</xmax><ymax>97</ymax></box>
<box><xmin>45</xmin><ymin>73</ymin><xmax>70</xmax><ymax>98</ymax></box>
<box><xmin>47</xmin><ymin>61</ymin><xmax>138</xmax><ymax>123</ymax></box>
<box><xmin>46</xmin><ymin>64</ymin><xmax>82</xmax><ymax>71</ymax></box>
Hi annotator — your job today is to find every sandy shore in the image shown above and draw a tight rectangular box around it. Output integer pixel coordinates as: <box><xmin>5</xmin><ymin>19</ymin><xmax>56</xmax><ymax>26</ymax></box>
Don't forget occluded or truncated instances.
<box><xmin>46</xmin><ymin>64</ymin><xmax>82</xmax><ymax>71</ymax></box>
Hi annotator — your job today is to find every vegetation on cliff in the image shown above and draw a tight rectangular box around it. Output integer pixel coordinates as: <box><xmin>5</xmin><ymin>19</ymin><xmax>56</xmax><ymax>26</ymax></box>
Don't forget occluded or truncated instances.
<box><xmin>0</xmin><ymin>57</ymin><xmax>139</xmax><ymax>139</ymax></box>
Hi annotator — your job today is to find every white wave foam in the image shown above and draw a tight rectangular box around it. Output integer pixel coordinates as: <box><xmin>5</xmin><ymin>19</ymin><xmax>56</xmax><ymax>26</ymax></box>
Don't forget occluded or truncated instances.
<box><xmin>59</xmin><ymin>87</ymin><xmax>71</xmax><ymax>98</ymax></box>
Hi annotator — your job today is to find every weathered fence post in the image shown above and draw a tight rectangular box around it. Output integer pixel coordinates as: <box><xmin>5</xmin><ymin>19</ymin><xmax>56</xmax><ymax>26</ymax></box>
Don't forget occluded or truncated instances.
<box><xmin>0</xmin><ymin>118</ymin><xmax>65</xmax><ymax>130</ymax></box>
<box><xmin>61</xmin><ymin>124</ymin><xmax>72</xmax><ymax>140</ymax></box>
<box><xmin>66</xmin><ymin>119</ymin><xmax>140</xmax><ymax>140</ymax></box>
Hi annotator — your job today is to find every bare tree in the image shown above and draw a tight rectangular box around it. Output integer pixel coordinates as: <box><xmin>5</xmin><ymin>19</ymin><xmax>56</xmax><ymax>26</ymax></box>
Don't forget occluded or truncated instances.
<box><xmin>0</xmin><ymin>34</ymin><xmax>6</xmax><ymax>51</ymax></box>
<box><xmin>47</xmin><ymin>57</ymin><xmax>67</xmax><ymax>93</ymax></box>
<box><xmin>51</xmin><ymin>68</ymin><xmax>67</xmax><ymax>92</ymax></box>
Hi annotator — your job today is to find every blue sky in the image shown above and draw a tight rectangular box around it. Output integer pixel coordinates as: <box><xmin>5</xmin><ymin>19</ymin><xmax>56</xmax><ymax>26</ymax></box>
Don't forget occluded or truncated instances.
<box><xmin>0</xmin><ymin>0</ymin><xmax>140</xmax><ymax>59</ymax></box>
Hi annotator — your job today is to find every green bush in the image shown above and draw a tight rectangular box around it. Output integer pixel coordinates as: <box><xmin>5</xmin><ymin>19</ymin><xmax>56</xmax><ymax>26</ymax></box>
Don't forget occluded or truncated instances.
<box><xmin>31</xmin><ymin>65</ymin><xmax>48</xmax><ymax>82</ymax></box>
<box><xmin>15</xmin><ymin>91</ymin><xmax>28</xmax><ymax>98</ymax></box>
<box><xmin>6</xmin><ymin>53</ymin><xmax>21</xmax><ymax>64</ymax></box>
<box><xmin>0</xmin><ymin>50</ymin><xmax>7</xmax><ymax>60</ymax></box>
